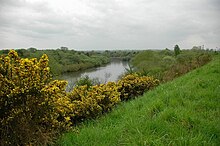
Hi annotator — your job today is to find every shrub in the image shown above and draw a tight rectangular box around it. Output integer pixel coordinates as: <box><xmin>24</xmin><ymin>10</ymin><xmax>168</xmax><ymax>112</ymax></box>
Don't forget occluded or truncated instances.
<box><xmin>174</xmin><ymin>44</ymin><xmax>181</xmax><ymax>56</ymax></box>
<box><xmin>67</xmin><ymin>82</ymin><xmax>121</xmax><ymax>122</ymax></box>
<box><xmin>75</xmin><ymin>75</ymin><xmax>93</xmax><ymax>87</ymax></box>
<box><xmin>163</xmin><ymin>52</ymin><xmax>212</xmax><ymax>81</ymax></box>
<box><xmin>66</xmin><ymin>74</ymin><xmax>159</xmax><ymax>122</ymax></box>
<box><xmin>117</xmin><ymin>73</ymin><xmax>159</xmax><ymax>100</ymax></box>
<box><xmin>0</xmin><ymin>50</ymin><xmax>160</xmax><ymax>145</ymax></box>
<box><xmin>0</xmin><ymin>50</ymin><xmax>68</xmax><ymax>145</ymax></box>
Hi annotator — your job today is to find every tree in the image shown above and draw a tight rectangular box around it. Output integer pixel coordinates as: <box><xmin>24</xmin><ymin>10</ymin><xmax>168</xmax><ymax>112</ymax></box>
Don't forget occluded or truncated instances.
<box><xmin>28</xmin><ymin>47</ymin><xmax>37</xmax><ymax>53</ymax></box>
<box><xmin>17</xmin><ymin>49</ymin><xmax>30</xmax><ymax>57</ymax></box>
<box><xmin>174</xmin><ymin>45</ymin><xmax>180</xmax><ymax>56</ymax></box>
<box><xmin>192</xmin><ymin>46</ymin><xmax>201</xmax><ymax>50</ymax></box>
<box><xmin>61</xmin><ymin>46</ymin><xmax>68</xmax><ymax>51</ymax></box>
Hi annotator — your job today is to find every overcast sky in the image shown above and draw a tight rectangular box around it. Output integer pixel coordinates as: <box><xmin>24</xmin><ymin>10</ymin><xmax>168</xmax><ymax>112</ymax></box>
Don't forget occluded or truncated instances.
<box><xmin>0</xmin><ymin>0</ymin><xmax>219</xmax><ymax>50</ymax></box>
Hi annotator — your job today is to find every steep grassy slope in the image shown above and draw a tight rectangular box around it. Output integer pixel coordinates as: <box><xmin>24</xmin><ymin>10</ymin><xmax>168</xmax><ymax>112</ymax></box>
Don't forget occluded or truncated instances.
<box><xmin>58</xmin><ymin>55</ymin><xmax>220</xmax><ymax>146</ymax></box>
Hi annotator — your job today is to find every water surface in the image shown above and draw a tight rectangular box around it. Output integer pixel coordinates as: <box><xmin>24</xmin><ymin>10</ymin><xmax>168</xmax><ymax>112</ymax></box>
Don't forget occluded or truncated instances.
<box><xmin>59</xmin><ymin>59</ymin><xmax>129</xmax><ymax>90</ymax></box>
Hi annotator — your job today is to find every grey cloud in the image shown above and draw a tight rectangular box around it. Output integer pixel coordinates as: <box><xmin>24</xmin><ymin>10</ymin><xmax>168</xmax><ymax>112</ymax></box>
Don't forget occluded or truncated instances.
<box><xmin>0</xmin><ymin>0</ymin><xmax>219</xmax><ymax>49</ymax></box>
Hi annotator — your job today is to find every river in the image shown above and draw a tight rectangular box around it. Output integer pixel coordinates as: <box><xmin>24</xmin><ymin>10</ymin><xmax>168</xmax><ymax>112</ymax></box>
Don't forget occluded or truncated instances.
<box><xmin>59</xmin><ymin>59</ymin><xmax>129</xmax><ymax>91</ymax></box>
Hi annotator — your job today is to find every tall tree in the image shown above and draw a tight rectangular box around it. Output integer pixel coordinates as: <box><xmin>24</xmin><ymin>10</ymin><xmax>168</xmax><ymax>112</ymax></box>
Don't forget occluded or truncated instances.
<box><xmin>174</xmin><ymin>45</ymin><xmax>180</xmax><ymax>56</ymax></box>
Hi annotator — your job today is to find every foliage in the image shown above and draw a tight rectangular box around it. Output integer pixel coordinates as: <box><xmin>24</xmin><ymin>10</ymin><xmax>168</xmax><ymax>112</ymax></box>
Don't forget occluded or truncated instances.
<box><xmin>38</xmin><ymin>50</ymin><xmax>109</xmax><ymax>75</ymax></box>
<box><xmin>117</xmin><ymin>73</ymin><xmax>159</xmax><ymax>100</ymax></box>
<box><xmin>0</xmin><ymin>50</ymin><xmax>68</xmax><ymax>145</ymax></box>
<box><xmin>124</xmin><ymin>63</ymin><xmax>135</xmax><ymax>74</ymax></box>
<box><xmin>174</xmin><ymin>44</ymin><xmax>181</xmax><ymax>56</ymax></box>
<box><xmin>131</xmin><ymin>50</ymin><xmax>174</xmax><ymax>80</ymax></box>
<box><xmin>57</xmin><ymin>54</ymin><xmax>220</xmax><ymax>146</ymax></box>
<box><xmin>75</xmin><ymin>75</ymin><xmax>101</xmax><ymax>89</ymax></box>
<box><xmin>0</xmin><ymin>50</ymin><xmax>160</xmax><ymax>145</ymax></box>
<box><xmin>27</xmin><ymin>47</ymin><xmax>37</xmax><ymax>53</ymax></box>
<box><xmin>65</xmin><ymin>72</ymin><xmax>160</xmax><ymax>124</ymax></box>
<box><xmin>0</xmin><ymin>49</ymin><xmax>110</xmax><ymax>76</ymax></box>
<box><xmin>103</xmin><ymin>50</ymin><xmax>138</xmax><ymax>61</ymax></box>
<box><xmin>131</xmin><ymin>49</ymin><xmax>213</xmax><ymax>81</ymax></box>
<box><xmin>163</xmin><ymin>50</ymin><xmax>212</xmax><ymax>81</ymax></box>
<box><xmin>67</xmin><ymin>82</ymin><xmax>121</xmax><ymax>122</ymax></box>
<box><xmin>75</xmin><ymin>75</ymin><xmax>94</xmax><ymax>88</ymax></box>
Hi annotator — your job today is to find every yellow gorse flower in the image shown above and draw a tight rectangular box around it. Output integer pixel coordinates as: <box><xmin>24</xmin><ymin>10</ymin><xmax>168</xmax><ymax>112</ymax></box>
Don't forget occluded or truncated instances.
<box><xmin>0</xmin><ymin>50</ymin><xmax>159</xmax><ymax>145</ymax></box>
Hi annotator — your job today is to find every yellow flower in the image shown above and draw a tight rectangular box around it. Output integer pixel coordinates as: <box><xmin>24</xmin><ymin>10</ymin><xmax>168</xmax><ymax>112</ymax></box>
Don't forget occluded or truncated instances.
<box><xmin>64</xmin><ymin>116</ymin><xmax>71</xmax><ymax>122</ymax></box>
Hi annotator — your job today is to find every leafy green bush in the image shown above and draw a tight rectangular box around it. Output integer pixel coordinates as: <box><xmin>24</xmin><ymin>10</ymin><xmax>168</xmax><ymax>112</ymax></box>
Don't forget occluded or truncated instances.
<box><xmin>75</xmin><ymin>75</ymin><xmax>101</xmax><ymax>88</ymax></box>
<box><xmin>75</xmin><ymin>75</ymin><xmax>94</xmax><ymax>87</ymax></box>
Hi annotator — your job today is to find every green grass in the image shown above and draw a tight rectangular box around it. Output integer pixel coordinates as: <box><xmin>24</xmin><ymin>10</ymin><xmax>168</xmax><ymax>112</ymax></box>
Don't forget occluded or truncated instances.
<box><xmin>57</xmin><ymin>54</ymin><xmax>220</xmax><ymax>146</ymax></box>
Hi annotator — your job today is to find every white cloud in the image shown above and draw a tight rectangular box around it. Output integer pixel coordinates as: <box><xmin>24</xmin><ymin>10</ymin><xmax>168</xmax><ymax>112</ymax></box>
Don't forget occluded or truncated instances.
<box><xmin>0</xmin><ymin>0</ymin><xmax>219</xmax><ymax>49</ymax></box>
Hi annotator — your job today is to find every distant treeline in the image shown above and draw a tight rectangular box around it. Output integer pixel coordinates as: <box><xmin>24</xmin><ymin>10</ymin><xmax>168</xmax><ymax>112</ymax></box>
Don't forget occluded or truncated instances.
<box><xmin>0</xmin><ymin>48</ymin><xmax>138</xmax><ymax>76</ymax></box>
<box><xmin>103</xmin><ymin>50</ymin><xmax>138</xmax><ymax>61</ymax></box>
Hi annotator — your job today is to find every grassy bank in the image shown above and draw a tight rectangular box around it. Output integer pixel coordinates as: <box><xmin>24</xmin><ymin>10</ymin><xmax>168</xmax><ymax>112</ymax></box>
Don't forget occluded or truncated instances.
<box><xmin>57</xmin><ymin>54</ymin><xmax>220</xmax><ymax>145</ymax></box>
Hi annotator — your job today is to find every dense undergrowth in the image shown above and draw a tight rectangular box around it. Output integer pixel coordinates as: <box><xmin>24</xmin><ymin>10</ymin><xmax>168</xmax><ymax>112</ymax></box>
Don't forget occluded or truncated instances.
<box><xmin>131</xmin><ymin>49</ymin><xmax>213</xmax><ymax>81</ymax></box>
<box><xmin>0</xmin><ymin>50</ymin><xmax>158</xmax><ymax>145</ymax></box>
<box><xmin>57</xmin><ymin>53</ymin><xmax>220</xmax><ymax>146</ymax></box>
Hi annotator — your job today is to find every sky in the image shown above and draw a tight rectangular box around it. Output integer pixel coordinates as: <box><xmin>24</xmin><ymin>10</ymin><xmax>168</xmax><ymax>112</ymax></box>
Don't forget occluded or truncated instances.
<box><xmin>0</xmin><ymin>0</ymin><xmax>219</xmax><ymax>50</ymax></box>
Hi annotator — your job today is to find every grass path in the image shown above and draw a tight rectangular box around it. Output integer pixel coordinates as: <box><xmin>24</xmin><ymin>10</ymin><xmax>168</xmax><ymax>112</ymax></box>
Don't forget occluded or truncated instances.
<box><xmin>57</xmin><ymin>55</ymin><xmax>220</xmax><ymax>146</ymax></box>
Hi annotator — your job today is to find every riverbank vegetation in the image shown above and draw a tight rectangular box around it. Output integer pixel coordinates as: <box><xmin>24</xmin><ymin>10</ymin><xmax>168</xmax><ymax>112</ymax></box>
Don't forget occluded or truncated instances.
<box><xmin>0</xmin><ymin>48</ymin><xmax>139</xmax><ymax>76</ymax></box>
<box><xmin>0</xmin><ymin>50</ymin><xmax>158</xmax><ymax>145</ymax></box>
<box><xmin>57</xmin><ymin>53</ymin><xmax>220</xmax><ymax>146</ymax></box>
<box><xmin>0</xmin><ymin>48</ymin><xmax>218</xmax><ymax>145</ymax></box>
<box><xmin>0</xmin><ymin>48</ymin><xmax>110</xmax><ymax>76</ymax></box>
<box><xmin>131</xmin><ymin>48</ymin><xmax>214</xmax><ymax>81</ymax></box>
<box><xmin>103</xmin><ymin>50</ymin><xmax>138</xmax><ymax>61</ymax></box>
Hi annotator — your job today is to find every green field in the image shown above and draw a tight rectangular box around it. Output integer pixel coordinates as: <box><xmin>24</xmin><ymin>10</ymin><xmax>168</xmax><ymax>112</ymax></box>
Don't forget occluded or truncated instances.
<box><xmin>57</xmin><ymin>54</ymin><xmax>220</xmax><ymax>145</ymax></box>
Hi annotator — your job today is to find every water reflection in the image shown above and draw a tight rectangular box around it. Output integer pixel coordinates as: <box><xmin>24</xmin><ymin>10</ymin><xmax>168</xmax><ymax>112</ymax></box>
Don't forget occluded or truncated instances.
<box><xmin>59</xmin><ymin>59</ymin><xmax>129</xmax><ymax>90</ymax></box>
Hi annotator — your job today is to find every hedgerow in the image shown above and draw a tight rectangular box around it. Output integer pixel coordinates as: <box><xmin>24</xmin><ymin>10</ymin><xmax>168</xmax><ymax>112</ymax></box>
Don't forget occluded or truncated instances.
<box><xmin>0</xmin><ymin>50</ymin><xmax>159</xmax><ymax>145</ymax></box>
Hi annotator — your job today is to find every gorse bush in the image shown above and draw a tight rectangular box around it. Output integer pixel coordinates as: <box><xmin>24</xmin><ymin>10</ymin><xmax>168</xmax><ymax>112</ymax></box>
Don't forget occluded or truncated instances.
<box><xmin>0</xmin><ymin>50</ymin><xmax>159</xmax><ymax>145</ymax></box>
<box><xmin>67</xmin><ymin>82</ymin><xmax>121</xmax><ymax>122</ymax></box>
<box><xmin>63</xmin><ymin>74</ymin><xmax>159</xmax><ymax>123</ymax></box>
<box><xmin>117</xmin><ymin>73</ymin><xmax>159</xmax><ymax>100</ymax></box>
<box><xmin>0</xmin><ymin>50</ymin><xmax>68</xmax><ymax>145</ymax></box>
